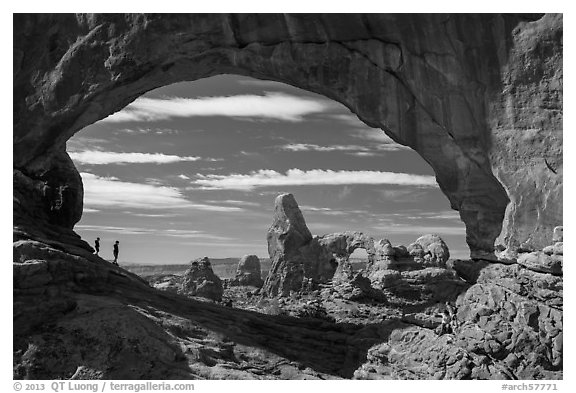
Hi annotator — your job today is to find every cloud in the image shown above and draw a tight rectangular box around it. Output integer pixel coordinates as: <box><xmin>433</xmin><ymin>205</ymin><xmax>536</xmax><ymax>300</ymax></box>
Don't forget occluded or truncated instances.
<box><xmin>279</xmin><ymin>143</ymin><xmax>372</xmax><ymax>153</ymax></box>
<box><xmin>75</xmin><ymin>224</ymin><xmax>232</xmax><ymax>240</ymax></box>
<box><xmin>403</xmin><ymin>210</ymin><xmax>462</xmax><ymax>221</ymax></box>
<box><xmin>278</xmin><ymin>142</ymin><xmax>406</xmax><ymax>154</ymax></box>
<box><xmin>70</xmin><ymin>151</ymin><xmax>201</xmax><ymax>165</ymax></box>
<box><xmin>299</xmin><ymin>205</ymin><xmax>372</xmax><ymax>216</ymax></box>
<box><xmin>67</xmin><ymin>136</ymin><xmax>110</xmax><ymax>152</ymax></box>
<box><xmin>236</xmin><ymin>79</ymin><xmax>294</xmax><ymax>89</ymax></box>
<box><xmin>101</xmin><ymin>92</ymin><xmax>335</xmax><ymax>123</ymax></box>
<box><xmin>130</xmin><ymin>213</ymin><xmax>178</xmax><ymax>218</ymax></box>
<box><xmin>178</xmin><ymin>174</ymin><xmax>191</xmax><ymax>180</ymax></box>
<box><xmin>80</xmin><ymin>172</ymin><xmax>244</xmax><ymax>212</ymax></box>
<box><xmin>192</xmin><ymin>169</ymin><xmax>439</xmax><ymax>190</ymax></box>
<box><xmin>374</xmin><ymin>225</ymin><xmax>466</xmax><ymax>236</ymax></box>
<box><xmin>82</xmin><ymin>208</ymin><xmax>100</xmax><ymax>213</ymax></box>
<box><xmin>350</xmin><ymin>128</ymin><xmax>410</xmax><ymax>150</ymax></box>
<box><xmin>204</xmin><ymin>199</ymin><xmax>262</xmax><ymax>208</ymax></box>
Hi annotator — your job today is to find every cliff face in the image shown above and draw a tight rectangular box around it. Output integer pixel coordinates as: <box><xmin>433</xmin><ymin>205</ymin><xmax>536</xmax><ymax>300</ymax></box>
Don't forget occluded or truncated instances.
<box><xmin>13</xmin><ymin>13</ymin><xmax>562</xmax><ymax>256</ymax></box>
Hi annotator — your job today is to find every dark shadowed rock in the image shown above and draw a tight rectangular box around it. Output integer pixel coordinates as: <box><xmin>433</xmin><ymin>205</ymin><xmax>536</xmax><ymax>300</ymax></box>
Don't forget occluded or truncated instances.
<box><xmin>181</xmin><ymin>257</ymin><xmax>223</xmax><ymax>301</ymax></box>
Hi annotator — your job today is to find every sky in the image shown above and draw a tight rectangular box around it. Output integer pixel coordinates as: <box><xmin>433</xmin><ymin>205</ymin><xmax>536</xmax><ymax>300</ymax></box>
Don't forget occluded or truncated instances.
<box><xmin>67</xmin><ymin>74</ymin><xmax>467</xmax><ymax>264</ymax></box>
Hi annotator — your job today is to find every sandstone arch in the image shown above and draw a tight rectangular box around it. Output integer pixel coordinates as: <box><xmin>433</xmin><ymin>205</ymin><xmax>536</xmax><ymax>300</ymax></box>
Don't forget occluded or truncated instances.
<box><xmin>13</xmin><ymin>14</ymin><xmax>563</xmax><ymax>258</ymax></box>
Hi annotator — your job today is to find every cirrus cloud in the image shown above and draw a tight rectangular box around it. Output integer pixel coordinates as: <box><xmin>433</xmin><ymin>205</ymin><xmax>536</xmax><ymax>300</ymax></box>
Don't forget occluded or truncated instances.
<box><xmin>81</xmin><ymin>172</ymin><xmax>244</xmax><ymax>212</ymax></box>
<box><xmin>70</xmin><ymin>151</ymin><xmax>201</xmax><ymax>165</ymax></box>
<box><xmin>101</xmin><ymin>92</ymin><xmax>335</xmax><ymax>123</ymax></box>
<box><xmin>192</xmin><ymin>169</ymin><xmax>439</xmax><ymax>190</ymax></box>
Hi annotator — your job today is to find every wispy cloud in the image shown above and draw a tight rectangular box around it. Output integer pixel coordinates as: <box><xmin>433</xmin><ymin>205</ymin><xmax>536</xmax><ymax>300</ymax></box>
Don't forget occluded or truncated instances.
<box><xmin>204</xmin><ymin>199</ymin><xmax>262</xmax><ymax>208</ymax></box>
<box><xmin>279</xmin><ymin>143</ymin><xmax>372</xmax><ymax>153</ymax></box>
<box><xmin>236</xmin><ymin>79</ymin><xmax>295</xmax><ymax>89</ymax></box>
<box><xmin>67</xmin><ymin>136</ymin><xmax>110</xmax><ymax>152</ymax></box>
<box><xmin>192</xmin><ymin>169</ymin><xmax>439</xmax><ymax>190</ymax></box>
<box><xmin>75</xmin><ymin>224</ymin><xmax>232</xmax><ymax>240</ymax></box>
<box><xmin>101</xmin><ymin>92</ymin><xmax>335</xmax><ymax>123</ymax></box>
<box><xmin>299</xmin><ymin>205</ymin><xmax>373</xmax><ymax>216</ymax></box>
<box><xmin>81</xmin><ymin>172</ymin><xmax>244</xmax><ymax>212</ymax></box>
<box><xmin>403</xmin><ymin>210</ymin><xmax>462</xmax><ymax>221</ymax></box>
<box><xmin>278</xmin><ymin>142</ymin><xmax>405</xmax><ymax>155</ymax></box>
<box><xmin>178</xmin><ymin>174</ymin><xmax>191</xmax><ymax>180</ymax></box>
<box><xmin>115</xmin><ymin>127</ymin><xmax>183</xmax><ymax>135</ymax></box>
<box><xmin>350</xmin><ymin>128</ymin><xmax>410</xmax><ymax>151</ymax></box>
<box><xmin>371</xmin><ymin>224</ymin><xmax>465</xmax><ymax>236</ymax></box>
<box><xmin>130</xmin><ymin>213</ymin><xmax>178</xmax><ymax>218</ymax></box>
<box><xmin>70</xmin><ymin>151</ymin><xmax>201</xmax><ymax>165</ymax></box>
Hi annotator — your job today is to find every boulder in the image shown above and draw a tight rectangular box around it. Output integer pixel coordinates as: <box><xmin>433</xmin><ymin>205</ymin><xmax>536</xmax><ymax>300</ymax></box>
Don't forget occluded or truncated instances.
<box><xmin>231</xmin><ymin>255</ymin><xmax>264</xmax><ymax>288</ymax></box>
<box><xmin>517</xmin><ymin>252</ymin><xmax>563</xmax><ymax>275</ymax></box>
<box><xmin>413</xmin><ymin>234</ymin><xmax>450</xmax><ymax>267</ymax></box>
<box><xmin>181</xmin><ymin>257</ymin><xmax>223</xmax><ymax>301</ymax></box>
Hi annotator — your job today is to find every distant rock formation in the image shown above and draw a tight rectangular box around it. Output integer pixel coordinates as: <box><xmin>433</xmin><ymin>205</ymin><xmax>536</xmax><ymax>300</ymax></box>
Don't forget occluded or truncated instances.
<box><xmin>263</xmin><ymin>194</ymin><xmax>336</xmax><ymax>296</ymax></box>
<box><xmin>181</xmin><ymin>257</ymin><xmax>223</xmax><ymax>301</ymax></box>
<box><xmin>317</xmin><ymin>231</ymin><xmax>375</xmax><ymax>283</ymax></box>
<box><xmin>229</xmin><ymin>255</ymin><xmax>264</xmax><ymax>288</ymax></box>
<box><xmin>262</xmin><ymin>193</ymin><xmax>461</xmax><ymax>304</ymax></box>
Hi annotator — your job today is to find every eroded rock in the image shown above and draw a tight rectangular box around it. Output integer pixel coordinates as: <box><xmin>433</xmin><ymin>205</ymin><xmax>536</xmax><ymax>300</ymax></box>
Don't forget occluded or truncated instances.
<box><xmin>181</xmin><ymin>257</ymin><xmax>223</xmax><ymax>301</ymax></box>
<box><xmin>230</xmin><ymin>255</ymin><xmax>264</xmax><ymax>288</ymax></box>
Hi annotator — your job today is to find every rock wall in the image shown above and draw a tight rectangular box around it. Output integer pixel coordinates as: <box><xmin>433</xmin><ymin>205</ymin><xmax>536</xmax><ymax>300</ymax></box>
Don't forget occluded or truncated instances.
<box><xmin>13</xmin><ymin>14</ymin><xmax>562</xmax><ymax>258</ymax></box>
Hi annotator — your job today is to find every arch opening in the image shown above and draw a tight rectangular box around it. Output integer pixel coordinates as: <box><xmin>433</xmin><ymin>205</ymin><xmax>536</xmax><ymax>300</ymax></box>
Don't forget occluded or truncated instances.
<box><xmin>14</xmin><ymin>14</ymin><xmax>527</xmax><ymax>262</ymax></box>
<box><xmin>348</xmin><ymin>248</ymin><xmax>369</xmax><ymax>273</ymax></box>
<box><xmin>67</xmin><ymin>74</ymin><xmax>468</xmax><ymax>265</ymax></box>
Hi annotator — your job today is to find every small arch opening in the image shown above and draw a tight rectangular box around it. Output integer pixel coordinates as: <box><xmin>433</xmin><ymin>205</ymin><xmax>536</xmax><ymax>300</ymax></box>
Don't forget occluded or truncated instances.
<box><xmin>349</xmin><ymin>248</ymin><xmax>369</xmax><ymax>273</ymax></box>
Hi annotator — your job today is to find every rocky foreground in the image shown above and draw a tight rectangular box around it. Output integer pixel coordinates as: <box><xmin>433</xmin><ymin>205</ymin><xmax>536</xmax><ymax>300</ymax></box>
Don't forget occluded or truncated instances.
<box><xmin>14</xmin><ymin>194</ymin><xmax>563</xmax><ymax>380</ymax></box>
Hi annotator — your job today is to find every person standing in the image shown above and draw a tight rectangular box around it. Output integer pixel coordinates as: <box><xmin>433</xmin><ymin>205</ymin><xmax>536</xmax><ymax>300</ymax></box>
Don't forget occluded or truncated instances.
<box><xmin>113</xmin><ymin>240</ymin><xmax>119</xmax><ymax>265</ymax></box>
<box><xmin>94</xmin><ymin>237</ymin><xmax>100</xmax><ymax>255</ymax></box>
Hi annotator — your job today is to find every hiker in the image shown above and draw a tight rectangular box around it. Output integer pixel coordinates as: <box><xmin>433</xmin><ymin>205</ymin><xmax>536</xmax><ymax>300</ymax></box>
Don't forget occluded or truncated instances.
<box><xmin>113</xmin><ymin>241</ymin><xmax>119</xmax><ymax>265</ymax></box>
<box><xmin>94</xmin><ymin>237</ymin><xmax>100</xmax><ymax>255</ymax></box>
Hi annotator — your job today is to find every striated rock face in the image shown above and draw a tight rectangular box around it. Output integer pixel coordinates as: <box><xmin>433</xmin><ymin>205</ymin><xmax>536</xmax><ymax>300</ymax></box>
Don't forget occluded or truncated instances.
<box><xmin>13</xmin><ymin>14</ymin><xmax>562</xmax><ymax>258</ymax></box>
<box><xmin>230</xmin><ymin>255</ymin><xmax>264</xmax><ymax>288</ymax></box>
<box><xmin>181</xmin><ymin>257</ymin><xmax>223</xmax><ymax>301</ymax></box>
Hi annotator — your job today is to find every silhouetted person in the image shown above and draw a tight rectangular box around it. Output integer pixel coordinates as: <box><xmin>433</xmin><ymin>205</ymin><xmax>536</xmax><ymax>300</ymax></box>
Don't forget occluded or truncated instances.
<box><xmin>113</xmin><ymin>241</ymin><xmax>119</xmax><ymax>265</ymax></box>
<box><xmin>94</xmin><ymin>237</ymin><xmax>100</xmax><ymax>255</ymax></box>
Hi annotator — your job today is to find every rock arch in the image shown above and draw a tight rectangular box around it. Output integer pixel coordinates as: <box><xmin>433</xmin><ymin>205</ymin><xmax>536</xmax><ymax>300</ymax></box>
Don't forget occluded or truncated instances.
<box><xmin>318</xmin><ymin>232</ymin><xmax>376</xmax><ymax>283</ymax></box>
<box><xmin>13</xmin><ymin>14</ymin><xmax>562</xmax><ymax>258</ymax></box>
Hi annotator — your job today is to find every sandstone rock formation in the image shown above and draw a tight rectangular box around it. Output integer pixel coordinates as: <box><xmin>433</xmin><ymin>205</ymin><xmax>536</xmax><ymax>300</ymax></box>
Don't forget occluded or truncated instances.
<box><xmin>356</xmin><ymin>260</ymin><xmax>562</xmax><ymax>380</ymax></box>
<box><xmin>13</xmin><ymin>14</ymin><xmax>562</xmax><ymax>260</ymax></box>
<box><xmin>181</xmin><ymin>257</ymin><xmax>223</xmax><ymax>301</ymax></box>
<box><xmin>229</xmin><ymin>255</ymin><xmax>264</xmax><ymax>288</ymax></box>
<box><xmin>263</xmin><ymin>194</ymin><xmax>336</xmax><ymax>296</ymax></box>
<box><xmin>13</xmin><ymin>13</ymin><xmax>564</xmax><ymax>380</ymax></box>
<box><xmin>317</xmin><ymin>231</ymin><xmax>375</xmax><ymax>283</ymax></box>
